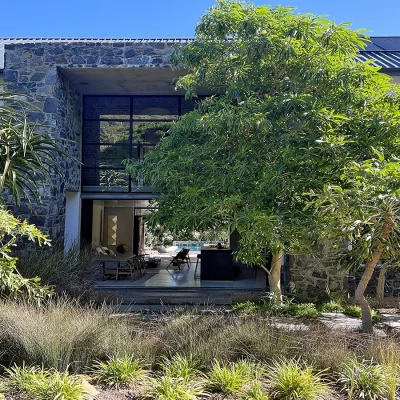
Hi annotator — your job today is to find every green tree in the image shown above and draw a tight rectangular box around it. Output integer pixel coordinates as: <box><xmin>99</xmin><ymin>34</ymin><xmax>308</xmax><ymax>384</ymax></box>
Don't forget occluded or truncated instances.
<box><xmin>125</xmin><ymin>0</ymin><xmax>400</xmax><ymax>318</ymax></box>
<box><xmin>311</xmin><ymin>155</ymin><xmax>400</xmax><ymax>332</ymax></box>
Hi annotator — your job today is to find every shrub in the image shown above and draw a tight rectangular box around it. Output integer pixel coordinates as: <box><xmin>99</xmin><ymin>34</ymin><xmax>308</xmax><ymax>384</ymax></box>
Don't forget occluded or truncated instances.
<box><xmin>344</xmin><ymin>305</ymin><xmax>380</xmax><ymax>321</ymax></box>
<box><xmin>146</xmin><ymin>375</ymin><xmax>207</xmax><ymax>400</ymax></box>
<box><xmin>159</xmin><ymin>354</ymin><xmax>203</xmax><ymax>379</ymax></box>
<box><xmin>320</xmin><ymin>300</ymin><xmax>345</xmax><ymax>313</ymax></box>
<box><xmin>343</xmin><ymin>305</ymin><xmax>363</xmax><ymax>318</ymax></box>
<box><xmin>268</xmin><ymin>358</ymin><xmax>331</xmax><ymax>400</ymax></box>
<box><xmin>88</xmin><ymin>355</ymin><xmax>148</xmax><ymax>389</ymax></box>
<box><xmin>3</xmin><ymin>364</ymin><xmax>85</xmax><ymax>400</ymax></box>
<box><xmin>232</xmin><ymin>300</ymin><xmax>260</xmax><ymax>313</ymax></box>
<box><xmin>337</xmin><ymin>358</ymin><xmax>390</xmax><ymax>400</ymax></box>
<box><xmin>207</xmin><ymin>360</ymin><xmax>253</xmax><ymax>395</ymax></box>
<box><xmin>0</xmin><ymin>298</ymin><xmax>134</xmax><ymax>372</ymax></box>
<box><xmin>283</xmin><ymin>303</ymin><xmax>320</xmax><ymax>318</ymax></box>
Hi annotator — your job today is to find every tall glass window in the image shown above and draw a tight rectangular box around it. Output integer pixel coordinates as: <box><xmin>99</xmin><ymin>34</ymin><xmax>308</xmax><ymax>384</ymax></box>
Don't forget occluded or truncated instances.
<box><xmin>82</xmin><ymin>96</ymin><xmax>200</xmax><ymax>193</ymax></box>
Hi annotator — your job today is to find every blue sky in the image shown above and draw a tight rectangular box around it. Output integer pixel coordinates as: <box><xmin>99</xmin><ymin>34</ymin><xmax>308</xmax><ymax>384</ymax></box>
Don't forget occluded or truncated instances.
<box><xmin>1</xmin><ymin>0</ymin><xmax>399</xmax><ymax>38</ymax></box>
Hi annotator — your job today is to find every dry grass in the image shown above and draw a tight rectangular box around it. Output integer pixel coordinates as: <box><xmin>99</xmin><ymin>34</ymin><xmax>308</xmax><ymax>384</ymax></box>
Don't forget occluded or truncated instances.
<box><xmin>0</xmin><ymin>298</ymin><xmax>134</xmax><ymax>372</ymax></box>
<box><xmin>16</xmin><ymin>242</ymin><xmax>99</xmax><ymax>296</ymax></box>
<box><xmin>1</xmin><ymin>302</ymin><xmax>399</xmax><ymax>379</ymax></box>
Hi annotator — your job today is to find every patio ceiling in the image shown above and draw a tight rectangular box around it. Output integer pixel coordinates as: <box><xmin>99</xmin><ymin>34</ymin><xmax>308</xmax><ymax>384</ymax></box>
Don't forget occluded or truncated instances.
<box><xmin>59</xmin><ymin>67</ymin><xmax>213</xmax><ymax>96</ymax></box>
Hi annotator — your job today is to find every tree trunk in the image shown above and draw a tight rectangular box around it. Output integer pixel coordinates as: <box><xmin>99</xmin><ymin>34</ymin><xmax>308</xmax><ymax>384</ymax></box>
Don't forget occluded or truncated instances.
<box><xmin>376</xmin><ymin>263</ymin><xmax>389</xmax><ymax>307</ymax></box>
<box><xmin>355</xmin><ymin>216</ymin><xmax>394</xmax><ymax>333</ymax></box>
<box><xmin>269</xmin><ymin>250</ymin><xmax>283</xmax><ymax>305</ymax></box>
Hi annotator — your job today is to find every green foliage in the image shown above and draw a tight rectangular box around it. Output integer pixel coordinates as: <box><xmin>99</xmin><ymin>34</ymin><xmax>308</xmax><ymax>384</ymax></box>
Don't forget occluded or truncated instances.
<box><xmin>320</xmin><ymin>300</ymin><xmax>345</xmax><ymax>313</ymax></box>
<box><xmin>310</xmin><ymin>158</ymin><xmax>400</xmax><ymax>273</ymax></box>
<box><xmin>337</xmin><ymin>358</ymin><xmax>391</xmax><ymax>400</ymax></box>
<box><xmin>0</xmin><ymin>89</ymin><xmax>71</xmax><ymax>206</ymax></box>
<box><xmin>343</xmin><ymin>305</ymin><xmax>379</xmax><ymax>321</ymax></box>
<box><xmin>207</xmin><ymin>360</ymin><xmax>254</xmax><ymax>395</ymax></box>
<box><xmin>268</xmin><ymin>358</ymin><xmax>331</xmax><ymax>400</ymax></box>
<box><xmin>283</xmin><ymin>303</ymin><xmax>320</xmax><ymax>318</ymax></box>
<box><xmin>125</xmin><ymin>1</ymin><xmax>400</xmax><ymax>311</ymax></box>
<box><xmin>0</xmin><ymin>87</ymin><xmax>74</xmax><ymax>303</ymax></box>
<box><xmin>3</xmin><ymin>365</ymin><xmax>85</xmax><ymax>400</ymax></box>
<box><xmin>159</xmin><ymin>354</ymin><xmax>203</xmax><ymax>379</ymax></box>
<box><xmin>232</xmin><ymin>299</ymin><xmax>321</xmax><ymax>318</ymax></box>
<box><xmin>0</xmin><ymin>208</ymin><xmax>49</xmax><ymax>258</ymax></box>
<box><xmin>88</xmin><ymin>355</ymin><xmax>148</xmax><ymax>389</ymax></box>
<box><xmin>0</xmin><ymin>208</ymin><xmax>53</xmax><ymax>302</ymax></box>
<box><xmin>243</xmin><ymin>380</ymin><xmax>269</xmax><ymax>400</ymax></box>
<box><xmin>232</xmin><ymin>300</ymin><xmax>261</xmax><ymax>314</ymax></box>
<box><xmin>343</xmin><ymin>305</ymin><xmax>363</xmax><ymax>318</ymax></box>
<box><xmin>146</xmin><ymin>375</ymin><xmax>207</xmax><ymax>400</ymax></box>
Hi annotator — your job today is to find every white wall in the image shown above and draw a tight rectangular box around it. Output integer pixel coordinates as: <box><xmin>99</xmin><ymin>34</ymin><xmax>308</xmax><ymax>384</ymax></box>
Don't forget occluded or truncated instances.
<box><xmin>92</xmin><ymin>200</ymin><xmax>104</xmax><ymax>248</ymax></box>
<box><xmin>64</xmin><ymin>192</ymin><xmax>81</xmax><ymax>251</ymax></box>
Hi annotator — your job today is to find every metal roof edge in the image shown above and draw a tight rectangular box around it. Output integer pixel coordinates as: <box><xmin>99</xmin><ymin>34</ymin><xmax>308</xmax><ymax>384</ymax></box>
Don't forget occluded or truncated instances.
<box><xmin>0</xmin><ymin>38</ymin><xmax>194</xmax><ymax>43</ymax></box>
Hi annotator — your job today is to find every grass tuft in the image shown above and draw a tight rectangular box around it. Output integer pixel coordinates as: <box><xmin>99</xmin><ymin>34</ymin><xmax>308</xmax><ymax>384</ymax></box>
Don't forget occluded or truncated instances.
<box><xmin>268</xmin><ymin>358</ymin><xmax>331</xmax><ymax>400</ymax></box>
<box><xmin>337</xmin><ymin>358</ymin><xmax>390</xmax><ymax>400</ymax></box>
<box><xmin>159</xmin><ymin>354</ymin><xmax>203</xmax><ymax>379</ymax></box>
<box><xmin>207</xmin><ymin>359</ymin><xmax>253</xmax><ymax>395</ymax></box>
<box><xmin>88</xmin><ymin>355</ymin><xmax>148</xmax><ymax>389</ymax></box>
<box><xmin>146</xmin><ymin>375</ymin><xmax>206</xmax><ymax>400</ymax></box>
<box><xmin>243</xmin><ymin>380</ymin><xmax>269</xmax><ymax>400</ymax></box>
<box><xmin>4</xmin><ymin>364</ymin><xmax>85</xmax><ymax>400</ymax></box>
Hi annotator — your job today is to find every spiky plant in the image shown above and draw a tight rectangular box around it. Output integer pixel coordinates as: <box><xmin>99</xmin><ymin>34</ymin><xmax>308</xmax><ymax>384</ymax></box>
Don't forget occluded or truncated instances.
<box><xmin>0</xmin><ymin>89</ymin><xmax>71</xmax><ymax>205</ymax></box>
<box><xmin>268</xmin><ymin>358</ymin><xmax>331</xmax><ymax>400</ymax></box>
<box><xmin>88</xmin><ymin>355</ymin><xmax>148</xmax><ymax>389</ymax></box>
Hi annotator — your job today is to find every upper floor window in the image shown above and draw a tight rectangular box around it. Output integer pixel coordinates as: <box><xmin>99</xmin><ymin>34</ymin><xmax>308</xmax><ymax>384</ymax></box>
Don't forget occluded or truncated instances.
<box><xmin>82</xmin><ymin>95</ymin><xmax>200</xmax><ymax>193</ymax></box>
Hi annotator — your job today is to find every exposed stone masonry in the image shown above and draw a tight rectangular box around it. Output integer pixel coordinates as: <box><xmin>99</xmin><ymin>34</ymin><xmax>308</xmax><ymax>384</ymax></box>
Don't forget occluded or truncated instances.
<box><xmin>3</xmin><ymin>41</ymin><xmax>173</xmax><ymax>239</ymax></box>
<box><xmin>288</xmin><ymin>246</ymin><xmax>348</xmax><ymax>301</ymax></box>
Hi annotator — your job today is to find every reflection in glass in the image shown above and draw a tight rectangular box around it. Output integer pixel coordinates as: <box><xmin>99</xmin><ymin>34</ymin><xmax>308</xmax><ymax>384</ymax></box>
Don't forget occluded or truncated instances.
<box><xmin>85</xmin><ymin>97</ymin><xmax>130</xmax><ymax>119</ymax></box>
<box><xmin>83</xmin><ymin>145</ymin><xmax>130</xmax><ymax>168</ymax></box>
<box><xmin>82</xmin><ymin>169</ymin><xmax>128</xmax><ymax>192</ymax></box>
<box><xmin>133</xmin><ymin>121</ymin><xmax>172</xmax><ymax>144</ymax></box>
<box><xmin>82</xmin><ymin>96</ymin><xmax>200</xmax><ymax>193</ymax></box>
<box><xmin>84</xmin><ymin>121</ymin><xmax>130</xmax><ymax>144</ymax></box>
<box><xmin>132</xmin><ymin>97</ymin><xmax>179</xmax><ymax>120</ymax></box>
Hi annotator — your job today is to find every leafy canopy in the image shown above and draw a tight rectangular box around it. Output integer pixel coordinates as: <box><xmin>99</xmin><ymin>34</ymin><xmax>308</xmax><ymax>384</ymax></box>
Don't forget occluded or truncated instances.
<box><xmin>126</xmin><ymin>0</ymin><xmax>400</xmax><ymax>267</ymax></box>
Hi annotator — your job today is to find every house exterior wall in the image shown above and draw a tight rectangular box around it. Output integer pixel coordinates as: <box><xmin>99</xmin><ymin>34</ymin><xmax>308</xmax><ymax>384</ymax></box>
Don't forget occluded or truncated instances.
<box><xmin>2</xmin><ymin>38</ymin><xmax>400</xmax><ymax>299</ymax></box>
<box><xmin>3</xmin><ymin>41</ymin><xmax>173</xmax><ymax>239</ymax></box>
<box><xmin>288</xmin><ymin>247</ymin><xmax>348</xmax><ymax>301</ymax></box>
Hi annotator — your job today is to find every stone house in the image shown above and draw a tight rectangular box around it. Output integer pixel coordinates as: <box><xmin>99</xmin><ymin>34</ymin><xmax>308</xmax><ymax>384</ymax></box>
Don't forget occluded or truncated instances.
<box><xmin>0</xmin><ymin>37</ymin><xmax>399</xmax><ymax>299</ymax></box>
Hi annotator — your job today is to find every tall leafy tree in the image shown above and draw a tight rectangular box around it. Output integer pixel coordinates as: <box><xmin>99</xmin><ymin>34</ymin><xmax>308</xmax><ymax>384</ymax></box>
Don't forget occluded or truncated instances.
<box><xmin>126</xmin><ymin>0</ymin><xmax>400</xmax><ymax>321</ymax></box>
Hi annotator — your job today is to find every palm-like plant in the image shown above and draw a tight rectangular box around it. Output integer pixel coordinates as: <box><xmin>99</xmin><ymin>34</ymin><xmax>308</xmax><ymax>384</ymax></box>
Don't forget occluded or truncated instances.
<box><xmin>0</xmin><ymin>88</ymin><xmax>69</xmax><ymax>302</ymax></box>
<box><xmin>0</xmin><ymin>89</ymin><xmax>68</xmax><ymax>205</ymax></box>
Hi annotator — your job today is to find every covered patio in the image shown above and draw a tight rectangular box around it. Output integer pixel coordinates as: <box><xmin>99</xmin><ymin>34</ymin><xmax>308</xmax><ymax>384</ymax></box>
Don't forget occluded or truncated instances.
<box><xmin>94</xmin><ymin>254</ymin><xmax>267</xmax><ymax>290</ymax></box>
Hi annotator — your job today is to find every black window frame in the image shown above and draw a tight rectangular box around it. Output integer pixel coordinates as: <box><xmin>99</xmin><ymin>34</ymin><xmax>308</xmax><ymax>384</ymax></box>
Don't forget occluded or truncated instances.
<box><xmin>82</xmin><ymin>95</ymin><xmax>203</xmax><ymax>193</ymax></box>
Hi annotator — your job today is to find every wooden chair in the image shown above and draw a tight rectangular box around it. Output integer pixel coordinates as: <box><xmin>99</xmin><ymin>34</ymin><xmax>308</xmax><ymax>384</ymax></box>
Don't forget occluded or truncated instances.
<box><xmin>167</xmin><ymin>248</ymin><xmax>191</xmax><ymax>270</ymax></box>
<box><xmin>125</xmin><ymin>255</ymin><xmax>146</xmax><ymax>280</ymax></box>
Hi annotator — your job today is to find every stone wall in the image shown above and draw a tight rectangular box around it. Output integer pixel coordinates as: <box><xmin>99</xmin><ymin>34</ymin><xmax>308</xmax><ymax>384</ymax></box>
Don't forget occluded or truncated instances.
<box><xmin>3</xmin><ymin>41</ymin><xmax>173</xmax><ymax>239</ymax></box>
<box><xmin>288</xmin><ymin>245</ymin><xmax>348</xmax><ymax>301</ymax></box>
<box><xmin>348</xmin><ymin>266</ymin><xmax>400</xmax><ymax>297</ymax></box>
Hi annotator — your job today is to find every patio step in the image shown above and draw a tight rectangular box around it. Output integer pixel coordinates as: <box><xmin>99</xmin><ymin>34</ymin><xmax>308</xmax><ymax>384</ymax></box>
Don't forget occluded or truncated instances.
<box><xmin>94</xmin><ymin>287</ymin><xmax>264</xmax><ymax>305</ymax></box>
